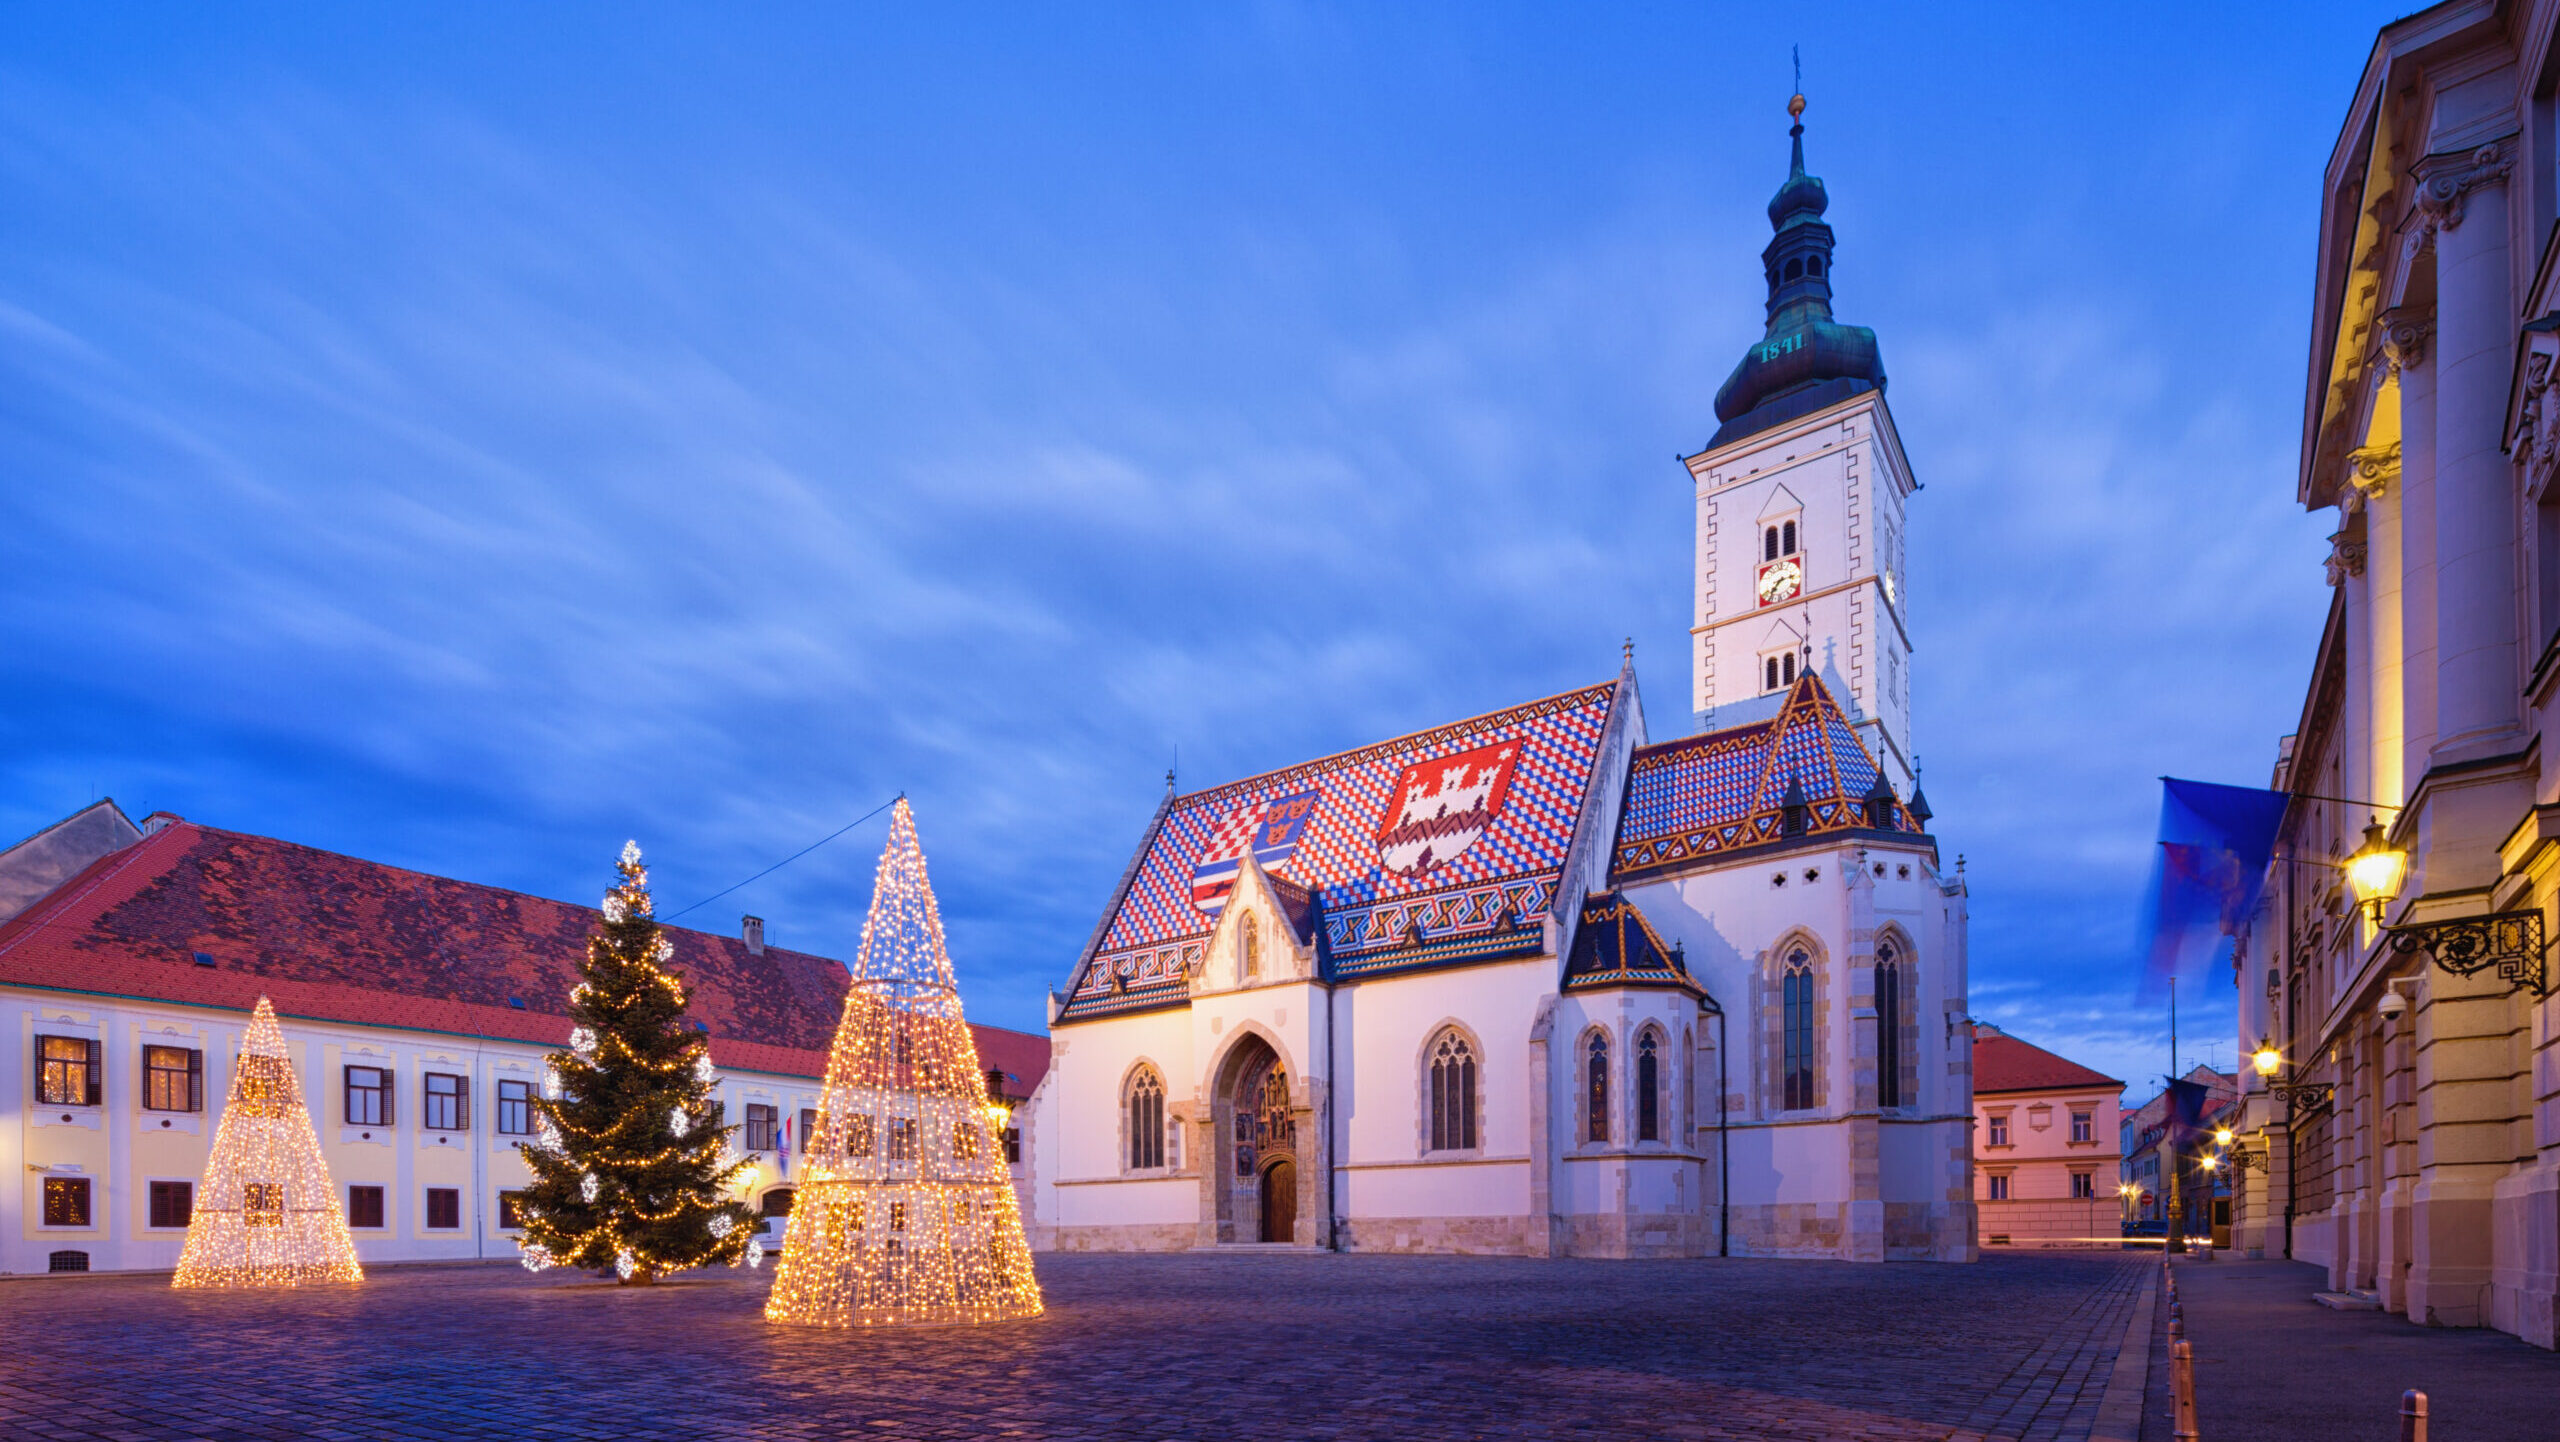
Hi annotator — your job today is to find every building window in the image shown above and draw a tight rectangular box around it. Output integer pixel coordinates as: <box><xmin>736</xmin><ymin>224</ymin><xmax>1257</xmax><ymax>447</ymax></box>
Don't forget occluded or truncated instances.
<box><xmin>144</xmin><ymin>1045</ymin><xmax>203</xmax><ymax>1112</ymax></box>
<box><xmin>495</xmin><ymin>1079</ymin><xmax>533</xmax><ymax>1135</ymax></box>
<box><xmin>745</xmin><ymin>1103</ymin><xmax>778</xmax><ymax>1152</ymax></box>
<box><xmin>849</xmin><ymin>1114</ymin><xmax>877</xmax><ymax>1157</ymax></box>
<box><xmin>1987</xmin><ymin>1113</ymin><xmax>2010</xmax><ymax>1147</ymax></box>
<box><xmin>36</xmin><ymin>1035</ymin><xmax>99</xmax><ymax>1107</ymax></box>
<box><xmin>1782</xmin><ymin>519</ymin><xmax>1797</xmax><ymax>555</ymax></box>
<box><xmin>1782</xmin><ymin>952</ymin><xmax>1816</xmax><ymax>1111</ymax></box>
<box><xmin>1586</xmin><ymin>1032</ymin><xmax>1610</xmax><ymax>1144</ymax></box>
<box><xmin>2071</xmin><ymin>1110</ymin><xmax>2093</xmax><ymax>1144</ymax></box>
<box><xmin>41</xmin><ymin>1177</ymin><xmax>91</xmax><ymax>1227</ymax></box>
<box><xmin>1003</xmin><ymin>1126</ymin><xmax>1022</xmax><ymax>1164</ymax></box>
<box><xmin>1988</xmin><ymin>1173</ymin><xmax>2011</xmax><ymax>1202</ymax></box>
<box><xmin>424</xmin><ymin>1188</ymin><xmax>461</xmax><ymax>1230</ymax></box>
<box><xmin>422</xmin><ymin>1072</ymin><xmax>467</xmax><ymax>1132</ymax></box>
<box><xmin>888</xmin><ymin>1117</ymin><xmax>917</xmax><ymax>1162</ymax></box>
<box><xmin>48</xmin><ymin>1251</ymin><xmax>88</xmax><ymax>1273</ymax></box>
<box><xmin>799</xmin><ymin>1108</ymin><xmax>818</xmax><ymax>1154</ymax></box>
<box><xmin>344</xmin><ymin>1066</ymin><xmax>392</xmax><ymax>1127</ymax></box>
<box><xmin>1636</xmin><ymin>1031</ymin><xmax>1662</xmax><ymax>1142</ymax></box>
<box><xmin>1764</xmin><ymin>525</ymin><xmax>1780</xmax><ymax>562</ymax></box>
<box><xmin>2071</xmin><ymin>1171</ymin><xmax>2096</xmax><ymax>1200</ymax></box>
<box><xmin>1127</xmin><ymin>1067</ymin><xmax>1166</xmax><ymax>1170</ymax></box>
<box><xmin>347</xmin><ymin>1185</ymin><xmax>386</xmax><ymax>1229</ymax></box>
<box><xmin>149</xmin><ymin>1180</ymin><xmax>194</xmax><ymax>1229</ymax></box>
<box><xmin>1874</xmin><ymin>943</ymin><xmax>1904</xmax><ymax>1109</ymax></box>
<box><xmin>762</xmin><ymin>1188</ymin><xmax>795</xmax><ymax>1219</ymax></box>
<box><xmin>1761</xmin><ymin>651</ymin><xmax>1800</xmax><ymax>694</ymax></box>
<box><xmin>497</xmin><ymin>1190</ymin><xmax>527</xmax><ymax>1230</ymax></box>
<box><xmin>954</xmin><ymin>1119</ymin><xmax>982</xmax><ymax>1160</ymax></box>
<box><xmin>1428</xmin><ymin>1029</ymin><xmax>1478</xmax><ymax>1152</ymax></box>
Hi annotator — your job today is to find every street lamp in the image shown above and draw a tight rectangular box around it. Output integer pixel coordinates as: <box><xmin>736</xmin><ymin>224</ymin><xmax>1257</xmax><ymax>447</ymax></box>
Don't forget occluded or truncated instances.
<box><xmin>2342</xmin><ymin>817</ymin><xmax>2550</xmax><ymax>996</ymax></box>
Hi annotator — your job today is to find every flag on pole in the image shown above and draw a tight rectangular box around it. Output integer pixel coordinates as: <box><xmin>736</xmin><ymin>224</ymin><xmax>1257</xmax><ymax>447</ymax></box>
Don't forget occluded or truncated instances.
<box><xmin>2137</xmin><ymin>778</ymin><xmax>2290</xmax><ymax>992</ymax></box>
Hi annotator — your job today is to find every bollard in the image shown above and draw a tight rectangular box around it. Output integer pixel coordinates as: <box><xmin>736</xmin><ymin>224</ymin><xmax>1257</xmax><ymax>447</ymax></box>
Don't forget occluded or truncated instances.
<box><xmin>2172</xmin><ymin>1338</ymin><xmax>2198</xmax><ymax>1441</ymax></box>
<box><xmin>2399</xmin><ymin>1389</ymin><xmax>2427</xmax><ymax>1442</ymax></box>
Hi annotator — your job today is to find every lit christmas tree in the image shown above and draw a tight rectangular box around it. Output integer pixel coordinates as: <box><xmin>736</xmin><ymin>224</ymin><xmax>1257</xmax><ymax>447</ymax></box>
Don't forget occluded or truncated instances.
<box><xmin>766</xmin><ymin>799</ymin><xmax>1043</xmax><ymax>1326</ymax></box>
<box><xmin>173</xmin><ymin>995</ymin><xmax>363</xmax><ymax>1289</ymax></box>
<box><xmin>514</xmin><ymin>840</ymin><xmax>759</xmax><ymax>1283</ymax></box>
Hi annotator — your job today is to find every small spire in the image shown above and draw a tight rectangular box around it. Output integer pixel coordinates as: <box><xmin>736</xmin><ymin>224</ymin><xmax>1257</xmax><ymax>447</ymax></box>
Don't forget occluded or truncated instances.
<box><xmin>1621</xmin><ymin>636</ymin><xmax>1635</xmax><ymax>667</ymax></box>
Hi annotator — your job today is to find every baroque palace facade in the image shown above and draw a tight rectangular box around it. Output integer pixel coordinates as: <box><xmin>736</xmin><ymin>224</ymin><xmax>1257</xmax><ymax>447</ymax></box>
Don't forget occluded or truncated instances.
<box><xmin>2232</xmin><ymin>0</ymin><xmax>2560</xmax><ymax>1348</ymax></box>
<box><xmin>0</xmin><ymin>800</ymin><xmax>1045</xmax><ymax>1276</ymax></box>
<box><xmin>1027</xmin><ymin>101</ymin><xmax>1976</xmax><ymax>1262</ymax></box>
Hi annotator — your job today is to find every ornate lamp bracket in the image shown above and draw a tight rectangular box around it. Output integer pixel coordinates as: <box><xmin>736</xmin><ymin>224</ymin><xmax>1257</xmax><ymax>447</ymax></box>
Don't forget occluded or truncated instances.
<box><xmin>2229</xmin><ymin>1148</ymin><xmax>2270</xmax><ymax>1174</ymax></box>
<box><xmin>2270</xmin><ymin>1080</ymin><xmax>2336</xmax><ymax>1119</ymax></box>
<box><xmin>2379</xmin><ymin>909</ymin><xmax>2553</xmax><ymax>997</ymax></box>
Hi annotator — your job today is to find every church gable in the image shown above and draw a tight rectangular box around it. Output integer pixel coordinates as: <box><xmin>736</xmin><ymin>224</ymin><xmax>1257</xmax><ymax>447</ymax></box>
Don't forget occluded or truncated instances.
<box><xmin>1612</xmin><ymin>672</ymin><xmax>1917</xmax><ymax>881</ymax></box>
<box><xmin>1056</xmin><ymin>680</ymin><xmax>1621</xmax><ymax>1021</ymax></box>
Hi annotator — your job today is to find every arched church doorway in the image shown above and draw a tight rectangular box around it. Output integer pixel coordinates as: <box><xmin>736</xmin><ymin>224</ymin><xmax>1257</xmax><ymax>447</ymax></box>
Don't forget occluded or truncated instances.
<box><xmin>1212</xmin><ymin>1034</ymin><xmax>1299</xmax><ymax>1244</ymax></box>
<box><xmin>1260</xmin><ymin>1158</ymin><xmax>1297</xmax><ymax>1243</ymax></box>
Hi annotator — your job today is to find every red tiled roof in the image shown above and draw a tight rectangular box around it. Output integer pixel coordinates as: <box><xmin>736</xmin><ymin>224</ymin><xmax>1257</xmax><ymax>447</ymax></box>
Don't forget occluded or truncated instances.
<box><xmin>0</xmin><ymin>820</ymin><xmax>1047</xmax><ymax>1093</ymax></box>
<box><xmin>1973</xmin><ymin>1032</ymin><xmax>2123</xmax><ymax>1095</ymax></box>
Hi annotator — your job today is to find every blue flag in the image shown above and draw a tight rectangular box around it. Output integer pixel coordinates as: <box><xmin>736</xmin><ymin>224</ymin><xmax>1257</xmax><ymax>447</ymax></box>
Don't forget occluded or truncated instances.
<box><xmin>2137</xmin><ymin>778</ymin><xmax>2290</xmax><ymax>991</ymax></box>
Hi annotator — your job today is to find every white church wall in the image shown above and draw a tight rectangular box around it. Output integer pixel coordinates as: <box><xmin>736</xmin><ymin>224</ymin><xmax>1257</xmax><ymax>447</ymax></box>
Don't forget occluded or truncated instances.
<box><xmin>1036</xmin><ymin>1005</ymin><xmax>1198</xmax><ymax>1251</ymax></box>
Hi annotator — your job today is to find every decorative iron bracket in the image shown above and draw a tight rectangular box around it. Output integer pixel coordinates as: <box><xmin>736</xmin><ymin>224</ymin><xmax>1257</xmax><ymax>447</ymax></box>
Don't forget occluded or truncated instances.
<box><xmin>2379</xmin><ymin>909</ymin><xmax>2552</xmax><ymax>997</ymax></box>
<box><xmin>2271</xmin><ymin>1081</ymin><xmax>2335</xmax><ymax>1119</ymax></box>
<box><xmin>2228</xmin><ymin>1148</ymin><xmax>2269</xmax><ymax>1174</ymax></box>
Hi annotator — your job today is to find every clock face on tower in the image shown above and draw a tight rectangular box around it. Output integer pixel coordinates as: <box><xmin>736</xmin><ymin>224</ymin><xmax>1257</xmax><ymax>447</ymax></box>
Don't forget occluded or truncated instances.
<box><xmin>1756</xmin><ymin>556</ymin><xmax>1804</xmax><ymax>607</ymax></box>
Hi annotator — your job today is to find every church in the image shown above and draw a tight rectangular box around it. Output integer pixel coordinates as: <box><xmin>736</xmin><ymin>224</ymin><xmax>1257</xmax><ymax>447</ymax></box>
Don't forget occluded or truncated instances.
<box><xmin>1026</xmin><ymin>96</ymin><xmax>1974</xmax><ymax>1262</ymax></box>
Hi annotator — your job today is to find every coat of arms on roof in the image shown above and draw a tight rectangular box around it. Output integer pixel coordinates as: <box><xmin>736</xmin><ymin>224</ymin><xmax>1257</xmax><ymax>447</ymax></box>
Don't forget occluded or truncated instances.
<box><xmin>1190</xmin><ymin>788</ymin><xmax>1320</xmax><ymax>916</ymax></box>
<box><xmin>1375</xmin><ymin>741</ymin><xmax>1520</xmax><ymax>876</ymax></box>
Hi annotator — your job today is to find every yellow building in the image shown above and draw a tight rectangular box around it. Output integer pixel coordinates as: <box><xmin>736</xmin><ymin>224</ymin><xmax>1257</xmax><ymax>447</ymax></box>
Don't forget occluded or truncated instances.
<box><xmin>1</xmin><ymin>801</ymin><xmax>1045</xmax><ymax>1275</ymax></box>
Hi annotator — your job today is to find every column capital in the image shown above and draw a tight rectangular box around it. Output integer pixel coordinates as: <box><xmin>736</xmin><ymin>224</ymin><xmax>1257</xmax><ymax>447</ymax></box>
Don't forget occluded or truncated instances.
<box><xmin>2378</xmin><ymin>306</ymin><xmax>2434</xmax><ymax>373</ymax></box>
<box><xmin>2411</xmin><ymin>141</ymin><xmax>2514</xmax><ymax>235</ymax></box>
<box><xmin>2347</xmin><ymin>438</ymin><xmax>2401</xmax><ymax>500</ymax></box>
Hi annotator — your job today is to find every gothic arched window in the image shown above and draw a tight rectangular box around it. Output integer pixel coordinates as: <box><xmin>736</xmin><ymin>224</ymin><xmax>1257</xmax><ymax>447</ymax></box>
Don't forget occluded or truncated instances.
<box><xmin>1783</xmin><ymin>951</ymin><xmax>1817</xmax><ymax>1112</ymax></box>
<box><xmin>1127</xmin><ymin>1067</ymin><xmax>1165</xmax><ymax>1170</ymax></box>
<box><xmin>1637</xmin><ymin>1030</ymin><xmax>1662</xmax><ymax>1142</ymax></box>
<box><xmin>1586</xmin><ymin>1032</ymin><xmax>1611</xmax><ymax>1144</ymax></box>
<box><xmin>1875</xmin><ymin>941</ymin><xmax>1905</xmax><ymax>1110</ymax></box>
<box><xmin>1782</xmin><ymin>519</ymin><xmax>1798</xmax><ymax>555</ymax></box>
<box><xmin>1765</xmin><ymin>657</ymin><xmax>1782</xmax><ymax>692</ymax></box>
<box><xmin>1782</xmin><ymin>652</ymin><xmax>1797</xmax><ymax>685</ymax></box>
<box><xmin>1764</xmin><ymin>525</ymin><xmax>1780</xmax><ymax>562</ymax></box>
<box><xmin>1427</xmin><ymin>1029</ymin><xmax>1477</xmax><ymax>1152</ymax></box>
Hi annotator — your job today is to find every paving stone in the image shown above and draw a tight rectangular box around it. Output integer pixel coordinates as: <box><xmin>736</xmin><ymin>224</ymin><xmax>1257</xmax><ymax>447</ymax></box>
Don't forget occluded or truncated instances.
<box><xmin>0</xmin><ymin>1250</ymin><xmax>2146</xmax><ymax>1441</ymax></box>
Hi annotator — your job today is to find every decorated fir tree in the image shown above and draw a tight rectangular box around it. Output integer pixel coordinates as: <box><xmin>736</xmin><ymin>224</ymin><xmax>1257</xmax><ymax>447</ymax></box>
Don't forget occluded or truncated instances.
<box><xmin>174</xmin><ymin>995</ymin><xmax>363</xmax><ymax>1289</ymax></box>
<box><xmin>514</xmin><ymin>840</ymin><xmax>759</xmax><ymax>1283</ymax></box>
<box><xmin>766</xmin><ymin>799</ymin><xmax>1043</xmax><ymax>1327</ymax></box>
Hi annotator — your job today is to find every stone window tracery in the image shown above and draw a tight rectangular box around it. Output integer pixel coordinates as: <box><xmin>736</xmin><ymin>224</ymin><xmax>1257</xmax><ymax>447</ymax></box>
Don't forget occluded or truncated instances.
<box><xmin>1783</xmin><ymin>949</ymin><xmax>1817</xmax><ymax>1112</ymax></box>
<box><xmin>1127</xmin><ymin>1066</ymin><xmax>1166</xmax><ymax>1171</ymax></box>
<box><xmin>1427</xmin><ymin>1028</ymin><xmax>1477</xmax><ymax>1152</ymax></box>
<box><xmin>1586</xmin><ymin>1031</ymin><xmax>1611</xmax><ymax>1144</ymax></box>
<box><xmin>1637</xmin><ymin>1029</ymin><xmax>1662</xmax><ymax>1142</ymax></box>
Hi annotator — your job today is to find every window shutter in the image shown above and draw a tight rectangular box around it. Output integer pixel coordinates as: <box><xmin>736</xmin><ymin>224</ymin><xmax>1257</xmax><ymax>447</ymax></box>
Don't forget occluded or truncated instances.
<box><xmin>85</xmin><ymin>1039</ymin><xmax>101</xmax><ymax>1106</ymax></box>
<box><xmin>190</xmin><ymin>1049</ymin><xmax>205</xmax><ymax>1111</ymax></box>
<box><xmin>459</xmin><ymin>1079</ymin><xmax>470</xmax><ymax>1132</ymax></box>
<box><xmin>382</xmin><ymin>1069</ymin><xmax>393</xmax><ymax>1126</ymax></box>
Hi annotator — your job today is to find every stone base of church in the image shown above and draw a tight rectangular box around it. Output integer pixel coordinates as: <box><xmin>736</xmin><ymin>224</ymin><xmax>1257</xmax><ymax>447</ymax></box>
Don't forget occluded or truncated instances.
<box><xmin>1555</xmin><ymin>1211</ymin><xmax>1714</xmax><ymax>1259</ymax></box>
<box><xmin>1724</xmin><ymin>1201</ymin><xmax>1972</xmax><ymax>1261</ymax></box>
<box><xmin>1339</xmin><ymin>1216</ymin><xmax>1541</xmax><ymax>1255</ymax></box>
<box><xmin>1040</xmin><ymin>1222</ymin><xmax>1200</xmax><ymax>1252</ymax></box>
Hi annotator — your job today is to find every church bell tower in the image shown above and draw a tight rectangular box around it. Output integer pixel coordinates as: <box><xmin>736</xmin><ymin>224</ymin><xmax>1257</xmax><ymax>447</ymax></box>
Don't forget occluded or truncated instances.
<box><xmin>1685</xmin><ymin>92</ymin><xmax>1917</xmax><ymax>794</ymax></box>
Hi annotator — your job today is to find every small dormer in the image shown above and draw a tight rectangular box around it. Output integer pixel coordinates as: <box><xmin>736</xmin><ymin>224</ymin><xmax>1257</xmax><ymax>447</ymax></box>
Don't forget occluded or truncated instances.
<box><xmin>1193</xmin><ymin>852</ymin><xmax>1320</xmax><ymax>995</ymax></box>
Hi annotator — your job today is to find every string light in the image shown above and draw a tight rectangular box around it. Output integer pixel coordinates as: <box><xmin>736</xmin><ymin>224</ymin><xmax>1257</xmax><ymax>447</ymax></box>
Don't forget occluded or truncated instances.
<box><xmin>764</xmin><ymin>799</ymin><xmax>1044</xmax><ymax>1328</ymax></box>
<box><xmin>172</xmin><ymin>996</ymin><xmax>364</xmax><ymax>1289</ymax></box>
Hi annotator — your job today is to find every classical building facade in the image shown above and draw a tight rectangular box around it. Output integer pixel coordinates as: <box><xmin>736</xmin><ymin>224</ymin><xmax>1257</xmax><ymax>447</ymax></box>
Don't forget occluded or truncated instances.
<box><xmin>1</xmin><ymin>801</ymin><xmax>1045</xmax><ymax>1276</ymax></box>
<box><xmin>1970</xmin><ymin>1028</ymin><xmax>2123</xmax><ymax>1248</ymax></box>
<box><xmin>2229</xmin><ymin>0</ymin><xmax>2560</xmax><ymax>1348</ymax></box>
<box><xmin>1027</xmin><ymin>100</ymin><xmax>1975</xmax><ymax>1262</ymax></box>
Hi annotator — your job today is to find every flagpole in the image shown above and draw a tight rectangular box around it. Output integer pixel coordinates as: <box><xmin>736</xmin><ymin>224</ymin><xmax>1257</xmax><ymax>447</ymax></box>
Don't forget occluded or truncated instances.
<box><xmin>2166</xmin><ymin>975</ymin><xmax>2185</xmax><ymax>1256</ymax></box>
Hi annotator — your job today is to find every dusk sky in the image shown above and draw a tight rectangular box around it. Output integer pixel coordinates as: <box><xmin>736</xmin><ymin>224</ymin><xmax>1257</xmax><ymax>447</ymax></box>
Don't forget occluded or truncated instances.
<box><xmin>1</xmin><ymin>4</ymin><xmax>2409</xmax><ymax>1093</ymax></box>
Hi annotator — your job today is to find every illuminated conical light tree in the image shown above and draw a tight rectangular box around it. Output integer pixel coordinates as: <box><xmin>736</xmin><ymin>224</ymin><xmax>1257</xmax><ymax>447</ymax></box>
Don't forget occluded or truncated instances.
<box><xmin>173</xmin><ymin>996</ymin><xmax>363</xmax><ymax>1288</ymax></box>
<box><xmin>766</xmin><ymin>799</ymin><xmax>1043</xmax><ymax>1326</ymax></box>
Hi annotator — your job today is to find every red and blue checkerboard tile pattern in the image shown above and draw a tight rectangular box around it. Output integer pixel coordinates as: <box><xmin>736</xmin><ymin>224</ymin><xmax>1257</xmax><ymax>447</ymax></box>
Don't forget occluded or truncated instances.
<box><xmin>1612</xmin><ymin>673</ymin><xmax>1911</xmax><ymax>878</ymax></box>
<box><xmin>1063</xmin><ymin>682</ymin><xmax>1618</xmax><ymax>1012</ymax></box>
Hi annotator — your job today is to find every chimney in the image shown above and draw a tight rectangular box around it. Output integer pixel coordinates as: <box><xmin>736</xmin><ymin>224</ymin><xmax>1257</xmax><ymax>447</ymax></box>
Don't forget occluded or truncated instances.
<box><xmin>741</xmin><ymin>916</ymin><xmax>765</xmax><ymax>956</ymax></box>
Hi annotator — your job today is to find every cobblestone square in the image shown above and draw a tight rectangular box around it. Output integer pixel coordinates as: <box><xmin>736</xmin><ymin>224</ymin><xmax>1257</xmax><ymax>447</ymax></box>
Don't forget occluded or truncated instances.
<box><xmin>0</xmin><ymin>1251</ymin><xmax>2148</xmax><ymax>1441</ymax></box>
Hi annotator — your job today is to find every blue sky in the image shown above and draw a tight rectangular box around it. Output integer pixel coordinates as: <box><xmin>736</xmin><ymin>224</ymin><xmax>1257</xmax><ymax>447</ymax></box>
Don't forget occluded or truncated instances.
<box><xmin>0</xmin><ymin>4</ymin><xmax>2408</xmax><ymax>1093</ymax></box>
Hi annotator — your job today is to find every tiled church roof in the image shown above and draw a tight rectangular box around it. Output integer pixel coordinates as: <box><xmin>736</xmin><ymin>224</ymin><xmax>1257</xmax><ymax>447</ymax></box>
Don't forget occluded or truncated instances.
<box><xmin>1611</xmin><ymin>672</ymin><xmax>1918</xmax><ymax>880</ymax></box>
<box><xmin>1059</xmin><ymin>680</ymin><xmax>1623</xmax><ymax>1021</ymax></box>
<box><xmin>0</xmin><ymin>820</ymin><xmax>1048</xmax><ymax>1095</ymax></box>
<box><xmin>1560</xmin><ymin>891</ymin><xmax>1702</xmax><ymax>996</ymax></box>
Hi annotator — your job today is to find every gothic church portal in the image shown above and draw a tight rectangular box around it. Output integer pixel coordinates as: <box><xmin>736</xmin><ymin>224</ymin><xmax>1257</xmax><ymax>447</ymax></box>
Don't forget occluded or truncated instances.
<box><xmin>1027</xmin><ymin>98</ymin><xmax>1975</xmax><ymax>1262</ymax></box>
